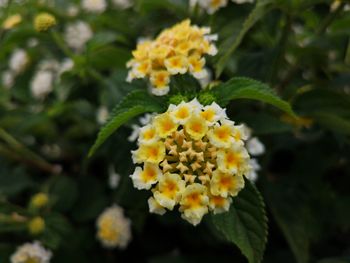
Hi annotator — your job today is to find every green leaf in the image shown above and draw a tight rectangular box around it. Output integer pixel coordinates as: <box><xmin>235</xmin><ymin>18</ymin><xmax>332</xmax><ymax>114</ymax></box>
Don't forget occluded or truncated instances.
<box><xmin>262</xmin><ymin>180</ymin><xmax>314</xmax><ymax>263</ymax></box>
<box><xmin>88</xmin><ymin>89</ymin><xmax>165</xmax><ymax>157</ymax></box>
<box><xmin>294</xmin><ymin>88</ymin><xmax>350</xmax><ymax>135</ymax></box>
<box><xmin>212</xmin><ymin>77</ymin><xmax>295</xmax><ymax>116</ymax></box>
<box><xmin>318</xmin><ymin>258</ymin><xmax>350</xmax><ymax>263</ymax></box>
<box><xmin>211</xmin><ymin>180</ymin><xmax>268</xmax><ymax>263</ymax></box>
<box><xmin>215</xmin><ymin>0</ymin><xmax>274</xmax><ymax>77</ymax></box>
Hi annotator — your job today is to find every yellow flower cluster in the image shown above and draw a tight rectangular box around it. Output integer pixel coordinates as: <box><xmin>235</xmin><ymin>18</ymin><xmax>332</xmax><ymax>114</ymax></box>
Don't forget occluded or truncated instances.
<box><xmin>130</xmin><ymin>99</ymin><xmax>251</xmax><ymax>225</ymax></box>
<box><xmin>2</xmin><ymin>14</ymin><xmax>22</xmax><ymax>30</ymax></box>
<box><xmin>96</xmin><ymin>205</ymin><xmax>132</xmax><ymax>249</ymax></box>
<box><xmin>126</xmin><ymin>20</ymin><xmax>218</xmax><ymax>96</ymax></box>
<box><xmin>34</xmin><ymin>13</ymin><xmax>56</xmax><ymax>32</ymax></box>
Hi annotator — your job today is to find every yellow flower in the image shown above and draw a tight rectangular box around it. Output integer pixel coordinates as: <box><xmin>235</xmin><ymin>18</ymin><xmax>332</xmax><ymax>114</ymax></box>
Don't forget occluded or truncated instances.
<box><xmin>34</xmin><ymin>13</ymin><xmax>56</xmax><ymax>32</ymax></box>
<box><xmin>184</xmin><ymin>115</ymin><xmax>208</xmax><ymax>140</ymax></box>
<box><xmin>2</xmin><ymin>14</ymin><xmax>22</xmax><ymax>30</ymax></box>
<box><xmin>217</xmin><ymin>145</ymin><xmax>249</xmax><ymax>174</ymax></box>
<box><xmin>96</xmin><ymin>205</ymin><xmax>132</xmax><ymax>249</ymax></box>
<box><xmin>148</xmin><ymin>197</ymin><xmax>166</xmax><ymax>215</ymax></box>
<box><xmin>153</xmin><ymin>173</ymin><xmax>185</xmax><ymax>210</ymax></box>
<box><xmin>210</xmin><ymin>170</ymin><xmax>245</xmax><ymax>198</ymax></box>
<box><xmin>28</xmin><ymin>217</ymin><xmax>45</xmax><ymax>235</ymax></box>
<box><xmin>169</xmin><ymin>101</ymin><xmax>193</xmax><ymax>125</ymax></box>
<box><xmin>207</xmin><ymin>120</ymin><xmax>235</xmax><ymax>148</ymax></box>
<box><xmin>150</xmin><ymin>70</ymin><xmax>170</xmax><ymax>96</ymax></box>
<box><xmin>130</xmin><ymin>100</ymin><xmax>252</xmax><ymax>225</ymax></box>
<box><xmin>209</xmin><ymin>194</ymin><xmax>232</xmax><ymax>214</ymax></box>
<box><xmin>179</xmin><ymin>184</ymin><xmax>209</xmax><ymax>226</ymax></box>
<box><xmin>126</xmin><ymin>19</ymin><xmax>218</xmax><ymax>96</ymax></box>
<box><xmin>130</xmin><ymin>162</ymin><xmax>161</xmax><ymax>190</ymax></box>
<box><xmin>132</xmin><ymin>141</ymin><xmax>166</xmax><ymax>164</ymax></box>
<box><xmin>138</xmin><ymin>124</ymin><xmax>158</xmax><ymax>144</ymax></box>
<box><xmin>153</xmin><ymin>113</ymin><xmax>178</xmax><ymax>138</ymax></box>
<box><xmin>30</xmin><ymin>193</ymin><xmax>49</xmax><ymax>209</ymax></box>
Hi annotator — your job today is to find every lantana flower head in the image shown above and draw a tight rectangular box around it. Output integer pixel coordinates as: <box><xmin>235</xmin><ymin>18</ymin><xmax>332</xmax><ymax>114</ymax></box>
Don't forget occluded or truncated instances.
<box><xmin>130</xmin><ymin>99</ymin><xmax>252</xmax><ymax>225</ymax></box>
<box><xmin>126</xmin><ymin>20</ymin><xmax>218</xmax><ymax>96</ymax></box>
<box><xmin>96</xmin><ymin>204</ymin><xmax>132</xmax><ymax>249</ymax></box>
<box><xmin>11</xmin><ymin>241</ymin><xmax>52</xmax><ymax>263</ymax></box>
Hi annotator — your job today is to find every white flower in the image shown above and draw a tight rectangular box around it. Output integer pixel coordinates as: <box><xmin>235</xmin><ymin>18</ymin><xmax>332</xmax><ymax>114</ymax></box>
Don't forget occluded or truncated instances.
<box><xmin>246</xmin><ymin>137</ymin><xmax>265</xmax><ymax>156</ymax></box>
<box><xmin>58</xmin><ymin>58</ymin><xmax>74</xmax><ymax>76</ymax></box>
<box><xmin>64</xmin><ymin>21</ymin><xmax>93</xmax><ymax>51</ymax></box>
<box><xmin>2</xmin><ymin>70</ymin><xmax>14</xmax><ymax>89</ymax></box>
<box><xmin>27</xmin><ymin>38</ymin><xmax>38</xmax><ymax>47</ymax></box>
<box><xmin>11</xmin><ymin>241</ymin><xmax>52</xmax><ymax>263</ymax></box>
<box><xmin>38</xmin><ymin>59</ymin><xmax>60</xmax><ymax>72</ymax></box>
<box><xmin>96</xmin><ymin>204</ymin><xmax>132</xmax><ymax>249</ymax></box>
<box><xmin>82</xmin><ymin>0</ymin><xmax>107</xmax><ymax>13</ymax></box>
<box><xmin>198</xmin><ymin>68</ymin><xmax>212</xmax><ymax>89</ymax></box>
<box><xmin>128</xmin><ymin>124</ymin><xmax>141</xmax><ymax>142</ymax></box>
<box><xmin>0</xmin><ymin>0</ymin><xmax>8</xmax><ymax>8</ymax></box>
<box><xmin>67</xmin><ymin>5</ymin><xmax>79</xmax><ymax>16</ymax></box>
<box><xmin>232</xmin><ymin>0</ymin><xmax>254</xmax><ymax>4</ymax></box>
<box><xmin>108</xmin><ymin>166</ymin><xmax>120</xmax><ymax>189</ymax></box>
<box><xmin>112</xmin><ymin>0</ymin><xmax>133</xmax><ymax>9</ymax></box>
<box><xmin>139</xmin><ymin>113</ymin><xmax>155</xmax><ymax>126</ymax></box>
<box><xmin>9</xmin><ymin>49</ymin><xmax>29</xmax><ymax>75</ymax></box>
<box><xmin>245</xmin><ymin>158</ymin><xmax>260</xmax><ymax>182</ymax></box>
<box><xmin>31</xmin><ymin>70</ymin><xmax>54</xmax><ymax>99</ymax></box>
<box><xmin>96</xmin><ymin>106</ymin><xmax>109</xmax><ymax>125</ymax></box>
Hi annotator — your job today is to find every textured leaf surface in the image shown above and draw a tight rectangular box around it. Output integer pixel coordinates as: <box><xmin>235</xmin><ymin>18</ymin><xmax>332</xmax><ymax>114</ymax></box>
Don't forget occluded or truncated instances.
<box><xmin>211</xmin><ymin>180</ymin><xmax>268</xmax><ymax>263</ymax></box>
<box><xmin>88</xmin><ymin>90</ymin><xmax>165</xmax><ymax>157</ymax></box>
<box><xmin>212</xmin><ymin>77</ymin><xmax>295</xmax><ymax>116</ymax></box>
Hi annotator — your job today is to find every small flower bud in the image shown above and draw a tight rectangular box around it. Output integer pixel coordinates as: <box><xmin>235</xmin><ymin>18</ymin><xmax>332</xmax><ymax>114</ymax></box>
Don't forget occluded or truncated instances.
<box><xmin>34</xmin><ymin>13</ymin><xmax>56</xmax><ymax>32</ymax></box>
<box><xmin>28</xmin><ymin>217</ymin><xmax>45</xmax><ymax>235</ymax></box>
<box><xmin>168</xmin><ymin>94</ymin><xmax>188</xmax><ymax>105</ymax></box>
<box><xmin>198</xmin><ymin>92</ymin><xmax>216</xmax><ymax>106</ymax></box>
<box><xmin>30</xmin><ymin>193</ymin><xmax>49</xmax><ymax>209</ymax></box>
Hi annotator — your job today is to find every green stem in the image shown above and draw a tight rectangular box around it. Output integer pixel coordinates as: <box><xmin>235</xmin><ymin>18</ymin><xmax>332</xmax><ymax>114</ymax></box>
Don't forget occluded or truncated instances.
<box><xmin>50</xmin><ymin>30</ymin><xmax>75</xmax><ymax>59</ymax></box>
<box><xmin>268</xmin><ymin>14</ymin><xmax>292</xmax><ymax>86</ymax></box>
<box><xmin>316</xmin><ymin>2</ymin><xmax>345</xmax><ymax>35</ymax></box>
<box><xmin>0</xmin><ymin>128</ymin><xmax>61</xmax><ymax>174</ymax></box>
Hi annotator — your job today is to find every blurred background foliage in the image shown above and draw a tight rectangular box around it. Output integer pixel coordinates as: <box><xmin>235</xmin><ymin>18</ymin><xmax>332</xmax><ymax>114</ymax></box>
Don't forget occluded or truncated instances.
<box><xmin>0</xmin><ymin>0</ymin><xmax>350</xmax><ymax>262</ymax></box>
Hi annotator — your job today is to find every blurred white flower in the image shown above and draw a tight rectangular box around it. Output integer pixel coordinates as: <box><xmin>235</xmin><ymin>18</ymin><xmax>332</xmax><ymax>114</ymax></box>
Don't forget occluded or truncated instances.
<box><xmin>39</xmin><ymin>59</ymin><xmax>60</xmax><ymax>72</ymax></box>
<box><xmin>108</xmin><ymin>166</ymin><xmax>120</xmax><ymax>189</ymax></box>
<box><xmin>2</xmin><ymin>70</ymin><xmax>14</xmax><ymax>89</ymax></box>
<box><xmin>31</xmin><ymin>70</ymin><xmax>54</xmax><ymax>99</ymax></box>
<box><xmin>128</xmin><ymin>124</ymin><xmax>140</xmax><ymax>142</ymax></box>
<box><xmin>11</xmin><ymin>241</ymin><xmax>52</xmax><ymax>263</ymax></box>
<box><xmin>9</xmin><ymin>49</ymin><xmax>29</xmax><ymax>75</ymax></box>
<box><xmin>97</xmin><ymin>106</ymin><xmax>109</xmax><ymax>124</ymax></box>
<box><xmin>0</xmin><ymin>0</ymin><xmax>8</xmax><ymax>7</ymax></box>
<box><xmin>112</xmin><ymin>0</ymin><xmax>133</xmax><ymax>9</ymax></box>
<box><xmin>139</xmin><ymin>113</ymin><xmax>155</xmax><ymax>125</ymax></box>
<box><xmin>67</xmin><ymin>5</ymin><xmax>79</xmax><ymax>16</ymax></box>
<box><xmin>232</xmin><ymin>0</ymin><xmax>254</xmax><ymax>4</ymax></box>
<box><xmin>198</xmin><ymin>68</ymin><xmax>212</xmax><ymax>89</ymax></box>
<box><xmin>96</xmin><ymin>204</ymin><xmax>132</xmax><ymax>249</ymax></box>
<box><xmin>27</xmin><ymin>38</ymin><xmax>39</xmax><ymax>47</ymax></box>
<box><xmin>59</xmin><ymin>58</ymin><xmax>74</xmax><ymax>75</ymax></box>
<box><xmin>246</xmin><ymin>137</ymin><xmax>265</xmax><ymax>156</ymax></box>
<box><xmin>82</xmin><ymin>0</ymin><xmax>107</xmax><ymax>13</ymax></box>
<box><xmin>64</xmin><ymin>21</ymin><xmax>93</xmax><ymax>52</ymax></box>
<box><xmin>246</xmin><ymin>158</ymin><xmax>260</xmax><ymax>183</ymax></box>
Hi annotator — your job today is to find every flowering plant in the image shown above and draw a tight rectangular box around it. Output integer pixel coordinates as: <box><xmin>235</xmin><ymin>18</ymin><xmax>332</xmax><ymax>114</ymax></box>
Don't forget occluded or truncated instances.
<box><xmin>1</xmin><ymin>0</ymin><xmax>350</xmax><ymax>262</ymax></box>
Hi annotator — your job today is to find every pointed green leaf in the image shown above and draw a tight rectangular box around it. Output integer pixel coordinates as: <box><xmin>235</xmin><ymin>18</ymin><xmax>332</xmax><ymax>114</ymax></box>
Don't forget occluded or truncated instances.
<box><xmin>88</xmin><ymin>90</ymin><xmax>165</xmax><ymax>157</ymax></box>
<box><xmin>212</xmin><ymin>77</ymin><xmax>295</xmax><ymax>116</ymax></box>
<box><xmin>211</xmin><ymin>180</ymin><xmax>268</xmax><ymax>263</ymax></box>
